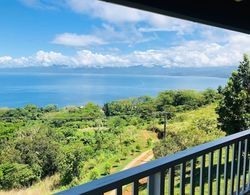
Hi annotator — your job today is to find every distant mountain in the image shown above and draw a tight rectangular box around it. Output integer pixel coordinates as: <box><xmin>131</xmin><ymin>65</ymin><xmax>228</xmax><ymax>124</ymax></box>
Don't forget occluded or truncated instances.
<box><xmin>0</xmin><ymin>65</ymin><xmax>237</xmax><ymax>78</ymax></box>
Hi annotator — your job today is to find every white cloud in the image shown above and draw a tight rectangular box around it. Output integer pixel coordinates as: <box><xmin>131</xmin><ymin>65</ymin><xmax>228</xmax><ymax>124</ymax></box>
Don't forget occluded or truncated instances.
<box><xmin>0</xmin><ymin>56</ymin><xmax>12</xmax><ymax>64</ymax></box>
<box><xmin>52</xmin><ymin>25</ymin><xmax>156</xmax><ymax>48</ymax></box>
<box><xmin>65</xmin><ymin>0</ymin><xmax>197</xmax><ymax>34</ymax></box>
<box><xmin>93</xmin><ymin>24</ymin><xmax>156</xmax><ymax>46</ymax></box>
<box><xmin>52</xmin><ymin>33</ymin><xmax>106</xmax><ymax>47</ymax></box>
<box><xmin>141</xmin><ymin>14</ymin><xmax>196</xmax><ymax>35</ymax></box>
<box><xmin>73</xmin><ymin>50</ymin><xmax>128</xmax><ymax>67</ymax></box>
<box><xmin>20</xmin><ymin>0</ymin><xmax>197</xmax><ymax>34</ymax></box>
<box><xmin>1</xmin><ymin>33</ymin><xmax>249</xmax><ymax>68</ymax></box>
<box><xmin>0</xmin><ymin>56</ymin><xmax>31</xmax><ymax>68</ymax></box>
<box><xmin>34</xmin><ymin>50</ymin><xmax>71</xmax><ymax>66</ymax></box>
<box><xmin>66</xmin><ymin>0</ymin><xmax>146</xmax><ymax>23</ymax></box>
<box><xmin>127</xmin><ymin>33</ymin><xmax>250</xmax><ymax>67</ymax></box>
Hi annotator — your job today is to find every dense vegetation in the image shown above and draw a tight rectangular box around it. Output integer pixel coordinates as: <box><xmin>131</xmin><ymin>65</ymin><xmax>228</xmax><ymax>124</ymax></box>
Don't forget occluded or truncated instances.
<box><xmin>0</xmin><ymin>88</ymin><xmax>221</xmax><ymax>191</ymax></box>
<box><xmin>153</xmin><ymin>104</ymin><xmax>225</xmax><ymax>158</ymax></box>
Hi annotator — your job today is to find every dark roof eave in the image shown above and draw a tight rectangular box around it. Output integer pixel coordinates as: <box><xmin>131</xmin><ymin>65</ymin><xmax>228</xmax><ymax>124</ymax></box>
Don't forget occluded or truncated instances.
<box><xmin>101</xmin><ymin>0</ymin><xmax>250</xmax><ymax>34</ymax></box>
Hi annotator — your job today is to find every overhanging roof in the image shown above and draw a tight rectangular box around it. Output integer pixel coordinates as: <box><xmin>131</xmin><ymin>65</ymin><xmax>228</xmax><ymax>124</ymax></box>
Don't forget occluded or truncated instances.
<box><xmin>101</xmin><ymin>0</ymin><xmax>250</xmax><ymax>34</ymax></box>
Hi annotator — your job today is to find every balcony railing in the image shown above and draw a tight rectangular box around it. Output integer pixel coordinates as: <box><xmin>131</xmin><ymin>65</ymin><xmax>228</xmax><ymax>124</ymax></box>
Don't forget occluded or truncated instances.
<box><xmin>57</xmin><ymin>130</ymin><xmax>250</xmax><ymax>195</ymax></box>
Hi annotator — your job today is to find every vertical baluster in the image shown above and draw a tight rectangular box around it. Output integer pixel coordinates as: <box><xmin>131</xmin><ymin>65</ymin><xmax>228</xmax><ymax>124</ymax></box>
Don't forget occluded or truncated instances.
<box><xmin>160</xmin><ymin>171</ymin><xmax>165</xmax><ymax>195</ymax></box>
<box><xmin>242</xmin><ymin>139</ymin><xmax>248</xmax><ymax>192</ymax></box>
<box><xmin>190</xmin><ymin>159</ymin><xmax>195</xmax><ymax>195</ymax></box>
<box><xmin>200</xmin><ymin>155</ymin><xmax>205</xmax><ymax>195</ymax></box>
<box><xmin>148</xmin><ymin>171</ymin><xmax>165</xmax><ymax>195</ymax></box>
<box><xmin>236</xmin><ymin>141</ymin><xmax>242</xmax><ymax>194</ymax></box>
<box><xmin>223</xmin><ymin>146</ymin><xmax>229</xmax><ymax>195</ymax></box>
<box><xmin>242</xmin><ymin>139</ymin><xmax>249</xmax><ymax>192</ymax></box>
<box><xmin>230</xmin><ymin>144</ymin><xmax>236</xmax><ymax>195</ymax></box>
<box><xmin>216</xmin><ymin>148</ymin><xmax>222</xmax><ymax>195</ymax></box>
<box><xmin>180</xmin><ymin>163</ymin><xmax>186</xmax><ymax>195</ymax></box>
<box><xmin>116</xmin><ymin>186</ymin><xmax>122</xmax><ymax>195</ymax></box>
<box><xmin>248</xmin><ymin>139</ymin><xmax>250</xmax><ymax>190</ymax></box>
<box><xmin>208</xmin><ymin>152</ymin><xmax>214</xmax><ymax>195</ymax></box>
<box><xmin>168</xmin><ymin>167</ymin><xmax>174</xmax><ymax>195</ymax></box>
<box><xmin>133</xmin><ymin>180</ymin><xmax>139</xmax><ymax>195</ymax></box>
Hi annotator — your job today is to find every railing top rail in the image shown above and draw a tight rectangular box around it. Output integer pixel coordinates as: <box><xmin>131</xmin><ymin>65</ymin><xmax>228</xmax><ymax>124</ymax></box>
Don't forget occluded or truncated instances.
<box><xmin>57</xmin><ymin>130</ymin><xmax>250</xmax><ymax>195</ymax></box>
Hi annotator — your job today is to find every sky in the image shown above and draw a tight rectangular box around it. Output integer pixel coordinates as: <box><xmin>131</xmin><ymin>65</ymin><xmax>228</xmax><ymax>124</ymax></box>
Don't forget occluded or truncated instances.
<box><xmin>0</xmin><ymin>0</ymin><xmax>250</xmax><ymax>68</ymax></box>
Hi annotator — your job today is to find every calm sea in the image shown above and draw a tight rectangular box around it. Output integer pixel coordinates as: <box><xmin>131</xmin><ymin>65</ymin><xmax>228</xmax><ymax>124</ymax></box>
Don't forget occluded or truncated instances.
<box><xmin>0</xmin><ymin>72</ymin><xmax>228</xmax><ymax>108</ymax></box>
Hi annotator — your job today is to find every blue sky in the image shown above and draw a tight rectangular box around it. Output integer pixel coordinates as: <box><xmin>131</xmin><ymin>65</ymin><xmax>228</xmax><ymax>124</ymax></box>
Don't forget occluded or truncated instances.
<box><xmin>0</xmin><ymin>0</ymin><xmax>249</xmax><ymax>68</ymax></box>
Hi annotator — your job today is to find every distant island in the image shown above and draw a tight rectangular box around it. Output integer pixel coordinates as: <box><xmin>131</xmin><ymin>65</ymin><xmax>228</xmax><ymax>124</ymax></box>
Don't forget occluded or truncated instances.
<box><xmin>0</xmin><ymin>65</ymin><xmax>237</xmax><ymax>78</ymax></box>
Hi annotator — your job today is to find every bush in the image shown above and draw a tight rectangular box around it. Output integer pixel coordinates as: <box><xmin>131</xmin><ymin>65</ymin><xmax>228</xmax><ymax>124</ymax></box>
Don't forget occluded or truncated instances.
<box><xmin>59</xmin><ymin>144</ymin><xmax>86</xmax><ymax>185</ymax></box>
<box><xmin>104</xmin><ymin>163</ymin><xmax>112</xmax><ymax>175</ymax></box>
<box><xmin>43</xmin><ymin>104</ymin><xmax>58</xmax><ymax>112</ymax></box>
<box><xmin>89</xmin><ymin>169</ymin><xmax>100</xmax><ymax>180</ymax></box>
<box><xmin>0</xmin><ymin>163</ymin><xmax>38</xmax><ymax>189</ymax></box>
<box><xmin>135</xmin><ymin>144</ymin><xmax>141</xmax><ymax>151</ymax></box>
<box><xmin>122</xmin><ymin>150</ymin><xmax>129</xmax><ymax>157</ymax></box>
<box><xmin>147</xmin><ymin>138</ymin><xmax>153</xmax><ymax>147</ymax></box>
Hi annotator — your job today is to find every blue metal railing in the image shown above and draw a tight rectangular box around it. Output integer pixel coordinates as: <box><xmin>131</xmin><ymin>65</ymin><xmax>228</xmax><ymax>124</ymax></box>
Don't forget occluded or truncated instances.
<box><xmin>57</xmin><ymin>130</ymin><xmax>250</xmax><ymax>195</ymax></box>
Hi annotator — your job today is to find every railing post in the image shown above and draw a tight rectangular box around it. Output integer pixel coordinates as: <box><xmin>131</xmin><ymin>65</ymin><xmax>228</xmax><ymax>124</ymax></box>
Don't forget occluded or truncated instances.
<box><xmin>223</xmin><ymin>146</ymin><xmax>229</xmax><ymax>195</ymax></box>
<box><xmin>248</xmin><ymin>140</ymin><xmax>250</xmax><ymax>192</ymax></box>
<box><xmin>236</xmin><ymin>141</ymin><xmax>242</xmax><ymax>194</ymax></box>
<box><xmin>230</xmin><ymin>144</ymin><xmax>236</xmax><ymax>195</ymax></box>
<box><xmin>190</xmin><ymin>159</ymin><xmax>195</xmax><ymax>195</ymax></box>
<box><xmin>168</xmin><ymin>167</ymin><xmax>175</xmax><ymax>195</ymax></box>
<box><xmin>148</xmin><ymin>171</ymin><xmax>164</xmax><ymax>195</ymax></box>
<box><xmin>216</xmin><ymin>148</ymin><xmax>222</xmax><ymax>195</ymax></box>
<box><xmin>132</xmin><ymin>180</ymin><xmax>139</xmax><ymax>195</ymax></box>
<box><xmin>242</xmin><ymin>139</ymin><xmax>249</xmax><ymax>192</ymax></box>
<box><xmin>208</xmin><ymin>152</ymin><xmax>214</xmax><ymax>195</ymax></box>
<box><xmin>180</xmin><ymin>163</ymin><xmax>186</xmax><ymax>195</ymax></box>
<box><xmin>200</xmin><ymin>155</ymin><xmax>205</xmax><ymax>195</ymax></box>
<box><xmin>116</xmin><ymin>186</ymin><xmax>122</xmax><ymax>195</ymax></box>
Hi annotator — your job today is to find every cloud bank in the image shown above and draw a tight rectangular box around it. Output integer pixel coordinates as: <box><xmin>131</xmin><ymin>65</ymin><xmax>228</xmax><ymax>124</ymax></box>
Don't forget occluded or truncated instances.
<box><xmin>1</xmin><ymin>33</ymin><xmax>250</xmax><ymax>68</ymax></box>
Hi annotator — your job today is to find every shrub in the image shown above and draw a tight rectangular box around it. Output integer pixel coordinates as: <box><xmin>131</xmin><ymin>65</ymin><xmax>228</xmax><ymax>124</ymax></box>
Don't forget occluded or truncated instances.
<box><xmin>0</xmin><ymin>163</ymin><xmax>38</xmax><ymax>189</ymax></box>
<box><xmin>135</xmin><ymin>144</ymin><xmax>141</xmax><ymax>151</ymax></box>
<box><xmin>89</xmin><ymin>169</ymin><xmax>100</xmax><ymax>180</ymax></box>
<box><xmin>147</xmin><ymin>138</ymin><xmax>153</xmax><ymax>147</ymax></box>
<box><xmin>104</xmin><ymin>163</ymin><xmax>112</xmax><ymax>175</ymax></box>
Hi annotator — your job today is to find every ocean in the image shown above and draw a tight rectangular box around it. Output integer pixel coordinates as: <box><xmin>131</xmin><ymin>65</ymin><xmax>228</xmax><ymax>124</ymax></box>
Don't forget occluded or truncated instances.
<box><xmin>0</xmin><ymin>72</ymin><xmax>228</xmax><ymax>108</ymax></box>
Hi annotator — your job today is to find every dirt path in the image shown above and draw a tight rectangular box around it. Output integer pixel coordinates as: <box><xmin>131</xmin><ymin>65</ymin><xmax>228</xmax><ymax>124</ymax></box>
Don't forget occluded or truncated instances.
<box><xmin>123</xmin><ymin>150</ymin><xmax>154</xmax><ymax>170</ymax></box>
<box><xmin>105</xmin><ymin>150</ymin><xmax>154</xmax><ymax>195</ymax></box>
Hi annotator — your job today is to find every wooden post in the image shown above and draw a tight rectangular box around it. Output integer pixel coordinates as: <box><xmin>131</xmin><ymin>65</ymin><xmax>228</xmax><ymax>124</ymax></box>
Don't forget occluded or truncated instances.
<box><xmin>163</xmin><ymin>112</ymin><xmax>167</xmax><ymax>140</ymax></box>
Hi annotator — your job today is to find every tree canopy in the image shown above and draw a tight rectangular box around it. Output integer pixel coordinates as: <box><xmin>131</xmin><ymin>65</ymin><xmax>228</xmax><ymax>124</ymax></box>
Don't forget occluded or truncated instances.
<box><xmin>217</xmin><ymin>54</ymin><xmax>250</xmax><ymax>134</ymax></box>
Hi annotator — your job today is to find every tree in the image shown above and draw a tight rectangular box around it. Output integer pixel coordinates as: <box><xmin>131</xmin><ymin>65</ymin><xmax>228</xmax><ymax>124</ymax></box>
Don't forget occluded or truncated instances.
<box><xmin>107</xmin><ymin>117</ymin><xmax>126</xmax><ymax>152</ymax></box>
<box><xmin>202</xmin><ymin>88</ymin><xmax>219</xmax><ymax>104</ymax></box>
<box><xmin>217</xmin><ymin>54</ymin><xmax>250</xmax><ymax>134</ymax></box>
<box><xmin>173</xmin><ymin>90</ymin><xmax>204</xmax><ymax>110</ymax></box>
<box><xmin>59</xmin><ymin>143</ymin><xmax>86</xmax><ymax>185</ymax></box>
<box><xmin>0</xmin><ymin>163</ymin><xmax>38</xmax><ymax>189</ymax></box>
<box><xmin>43</xmin><ymin>104</ymin><xmax>58</xmax><ymax>112</ymax></box>
<box><xmin>155</xmin><ymin>91</ymin><xmax>176</xmax><ymax>111</ymax></box>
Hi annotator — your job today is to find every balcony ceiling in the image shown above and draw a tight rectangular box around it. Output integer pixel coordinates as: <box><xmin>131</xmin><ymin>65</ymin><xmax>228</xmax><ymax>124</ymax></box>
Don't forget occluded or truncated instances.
<box><xmin>101</xmin><ymin>0</ymin><xmax>250</xmax><ymax>34</ymax></box>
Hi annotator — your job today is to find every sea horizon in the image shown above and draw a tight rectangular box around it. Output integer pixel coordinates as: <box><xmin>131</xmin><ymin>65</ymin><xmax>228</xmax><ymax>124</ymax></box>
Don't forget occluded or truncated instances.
<box><xmin>0</xmin><ymin>69</ymin><xmax>228</xmax><ymax>108</ymax></box>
